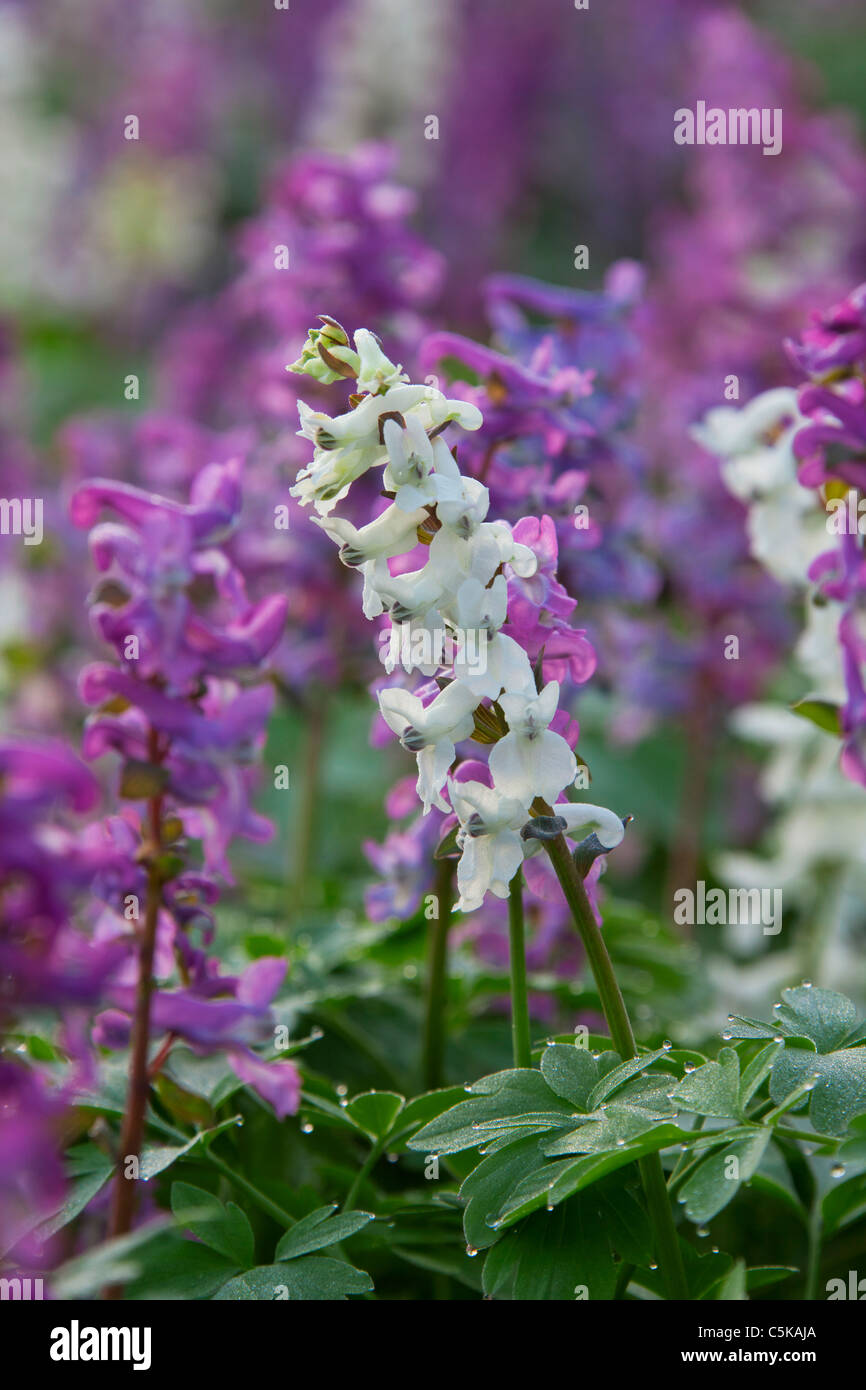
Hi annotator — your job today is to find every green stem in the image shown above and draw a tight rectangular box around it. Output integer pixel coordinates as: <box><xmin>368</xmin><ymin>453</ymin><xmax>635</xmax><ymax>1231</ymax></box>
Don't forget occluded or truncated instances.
<box><xmin>344</xmin><ymin>1139</ymin><xmax>386</xmax><ymax>1213</ymax></box>
<box><xmin>205</xmin><ymin>1148</ymin><xmax>297</xmax><ymax>1230</ymax></box>
<box><xmin>543</xmin><ymin>828</ymin><xmax>689</xmax><ymax>1301</ymax></box>
<box><xmin>805</xmin><ymin>1198</ymin><xmax>823</xmax><ymax>1301</ymax></box>
<box><xmin>507</xmin><ymin>871</ymin><xmax>532</xmax><ymax>1069</ymax></box>
<box><xmin>421</xmin><ymin>858</ymin><xmax>454</xmax><ymax>1090</ymax></box>
<box><xmin>543</xmin><ymin>832</ymin><xmax>635</xmax><ymax>1057</ymax></box>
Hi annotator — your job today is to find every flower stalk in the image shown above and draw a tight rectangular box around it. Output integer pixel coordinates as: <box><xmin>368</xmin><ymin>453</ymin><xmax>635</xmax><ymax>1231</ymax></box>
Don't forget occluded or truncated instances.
<box><xmin>507</xmin><ymin>870</ymin><xmax>532</xmax><ymax>1069</ymax></box>
<box><xmin>421</xmin><ymin>857</ymin><xmax>454</xmax><ymax>1090</ymax></box>
<box><xmin>105</xmin><ymin>734</ymin><xmax>165</xmax><ymax>1295</ymax></box>
<box><xmin>542</xmin><ymin>823</ymin><xmax>689</xmax><ymax>1301</ymax></box>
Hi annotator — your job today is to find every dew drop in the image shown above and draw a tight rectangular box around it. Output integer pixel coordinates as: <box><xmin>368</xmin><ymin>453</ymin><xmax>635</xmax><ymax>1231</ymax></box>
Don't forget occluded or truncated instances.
<box><xmin>695</xmin><ymin>1226</ymin><xmax>709</xmax><ymax>1238</ymax></box>
<box><xmin>711</xmin><ymin>1247</ymin><xmax>719</xmax><ymax>1254</ymax></box>
<box><xmin>466</xmin><ymin>1244</ymin><xmax>479</xmax><ymax>1258</ymax></box>
<box><xmin>301</xmin><ymin>1121</ymin><xmax>314</xmax><ymax>1134</ymax></box>
<box><xmin>335</xmin><ymin>1083</ymin><xmax>348</xmax><ymax>1097</ymax></box>
<box><xmin>721</xmin><ymin>1032</ymin><xmax>732</xmax><ymax>1040</ymax></box>
<box><xmin>615</xmin><ymin>1138</ymin><xmax>627</xmax><ymax>1147</ymax></box>
<box><xmin>386</xmin><ymin>1153</ymin><xmax>398</xmax><ymax>1164</ymax></box>
<box><xmin>831</xmin><ymin>1163</ymin><xmax>846</xmax><ymax>1179</ymax></box>
<box><xmin>773</xmin><ymin>1035</ymin><xmax>784</xmax><ymax>1044</ymax></box>
<box><xmin>662</xmin><ymin>1040</ymin><xmax>673</xmax><ymax>1051</ymax></box>
<box><xmin>649</xmin><ymin>1262</ymin><xmax>658</xmax><ymax>1271</ymax></box>
<box><xmin>802</xmin><ymin>980</ymin><xmax>813</xmax><ymax>989</ymax></box>
<box><xmin>683</xmin><ymin>1062</ymin><xmax>696</xmax><ymax>1074</ymax></box>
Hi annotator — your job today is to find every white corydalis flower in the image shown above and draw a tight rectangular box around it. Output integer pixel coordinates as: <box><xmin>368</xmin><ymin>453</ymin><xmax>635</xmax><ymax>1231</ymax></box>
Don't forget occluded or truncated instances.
<box><xmin>490</xmin><ymin>681</ymin><xmax>577</xmax><ymax>804</ymax></box>
<box><xmin>555</xmin><ymin>801</ymin><xmax>627</xmax><ymax>850</ymax></box>
<box><xmin>378</xmin><ymin>681</ymin><xmax>478</xmax><ymax>813</ymax></box>
<box><xmin>449</xmin><ymin>779</ymin><xmax>530</xmax><ymax>912</ymax></box>
<box><xmin>382</xmin><ymin>415</ymin><xmax>464</xmax><ymax>513</ymax></box>
<box><xmin>693</xmin><ymin>388</ymin><xmax>824</xmax><ymax>586</ymax></box>
<box><xmin>315</xmin><ymin>502</ymin><xmax>428</xmax><ymax>567</ymax></box>
<box><xmin>292</xmin><ymin>378</ymin><xmax>482</xmax><ymax>515</ymax></box>
<box><xmin>353</xmin><ymin>328</ymin><xmax>409</xmax><ymax>394</ymax></box>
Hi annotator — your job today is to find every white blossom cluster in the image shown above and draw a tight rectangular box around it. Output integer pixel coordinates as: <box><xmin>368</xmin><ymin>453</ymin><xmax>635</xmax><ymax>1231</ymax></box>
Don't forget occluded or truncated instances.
<box><xmin>290</xmin><ymin>322</ymin><xmax>624</xmax><ymax>911</ymax></box>
<box><xmin>696</xmin><ymin>388</ymin><xmax>866</xmax><ymax>995</ymax></box>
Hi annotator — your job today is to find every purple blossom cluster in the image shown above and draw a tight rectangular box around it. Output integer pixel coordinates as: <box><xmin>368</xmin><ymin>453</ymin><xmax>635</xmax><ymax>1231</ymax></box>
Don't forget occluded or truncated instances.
<box><xmin>70</xmin><ymin>462</ymin><xmax>299</xmax><ymax>1109</ymax></box>
<box><xmin>787</xmin><ymin>284</ymin><xmax>866</xmax><ymax>787</ymax></box>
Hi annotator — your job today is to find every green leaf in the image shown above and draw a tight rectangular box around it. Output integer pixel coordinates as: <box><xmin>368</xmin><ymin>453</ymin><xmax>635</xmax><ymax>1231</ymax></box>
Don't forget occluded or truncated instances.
<box><xmin>52</xmin><ymin>1220</ymin><xmax>171</xmax><ymax>1299</ymax></box>
<box><xmin>213</xmin><ymin>1258</ymin><xmax>372</xmax><ymax>1300</ymax></box>
<box><xmin>597</xmin><ymin>1182</ymin><xmax>655</xmax><ymax>1266</ymax></box>
<box><xmin>724</xmin><ymin>1015</ymin><xmax>780</xmax><ymax>1041</ymax></box>
<box><xmin>672</xmin><ymin>1049</ymin><xmax>740</xmax><ymax>1118</ymax></box>
<box><xmin>407</xmin><ymin>1070</ymin><xmax>574</xmax><ymax>1156</ymax></box>
<box><xmin>540</xmin><ymin>1043</ymin><xmax>598</xmax><ymax>1110</ymax></box>
<box><xmin>636</xmin><ymin>1243</ymin><xmax>732</xmax><ymax>1300</ymax></box>
<box><xmin>822</xmin><ymin>1171</ymin><xmax>866</xmax><ymax>1236</ymax></box>
<box><xmin>775</xmin><ymin>986</ymin><xmax>859</xmax><ymax>1054</ymax></box>
<box><xmin>542</xmin><ymin>1105</ymin><xmax>676</xmax><ymax>1155</ymax></box>
<box><xmin>460</xmin><ymin>1136</ymin><xmax>550</xmax><ymax>1253</ymax></box>
<box><xmin>482</xmin><ymin>1197</ymin><xmax>618</xmax><ymax>1301</ymax></box>
<box><xmin>34</xmin><ymin>1148</ymin><xmax>113</xmax><ymax>1245</ymax></box>
<box><xmin>125</xmin><ymin>1232</ymin><xmax>239</xmax><ymax>1300</ymax></box>
<box><xmin>770</xmin><ymin>1047</ymin><xmax>866</xmax><ymax>1135</ymax></box>
<box><xmin>274</xmin><ymin>1206</ymin><xmax>374</xmax><ymax>1260</ymax></box>
<box><xmin>170</xmin><ymin>1182</ymin><xmax>255</xmax><ymax>1267</ymax></box>
<box><xmin>678</xmin><ymin>1129</ymin><xmax>770</xmax><ymax>1224</ymax></box>
<box><xmin>790</xmin><ymin>698</ymin><xmax>842</xmax><ymax>735</ymax></box>
<box><xmin>396</xmin><ymin>1087</ymin><xmax>466</xmax><ymax>1138</ymax></box>
<box><xmin>139</xmin><ymin>1116</ymin><xmax>242</xmax><ymax>1180</ymax></box>
<box><xmin>711</xmin><ymin>1258</ymin><xmax>747</xmax><ymax>1301</ymax></box>
<box><xmin>739</xmin><ymin>1041</ymin><xmax>784</xmax><ymax>1110</ymax></box>
<box><xmin>496</xmin><ymin>1125</ymin><xmax>691</xmax><ymax>1226</ymax></box>
<box><xmin>587</xmin><ymin>1045</ymin><xmax>675</xmax><ymax>1109</ymax></box>
<box><xmin>745</xmin><ymin>1265</ymin><xmax>798</xmax><ymax>1291</ymax></box>
<box><xmin>345</xmin><ymin>1090</ymin><xmax>405</xmax><ymax>1139</ymax></box>
<box><xmin>154</xmin><ymin>1073</ymin><xmax>214</xmax><ymax>1129</ymax></box>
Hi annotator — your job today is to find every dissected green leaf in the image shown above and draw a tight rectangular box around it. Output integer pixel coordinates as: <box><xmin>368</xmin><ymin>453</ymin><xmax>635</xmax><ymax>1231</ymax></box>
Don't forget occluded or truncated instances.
<box><xmin>539</xmin><ymin>1044</ymin><xmax>598</xmax><ymax>1110</ymax></box>
<box><xmin>672</xmin><ymin>1049</ymin><xmax>740</xmax><ymax>1118</ymax></box>
<box><xmin>274</xmin><ymin>1206</ymin><xmax>373</xmax><ymax>1260</ymax></box>
<box><xmin>124</xmin><ymin>1232</ymin><xmax>239</xmax><ymax>1301</ymax></box>
<box><xmin>678</xmin><ymin>1129</ymin><xmax>770</xmax><ymax>1224</ymax></box>
<box><xmin>770</xmin><ymin>1047</ymin><xmax>866</xmax><ymax>1136</ymax></box>
<box><xmin>460</xmin><ymin>1136</ymin><xmax>549</xmax><ymax>1253</ymax></box>
<box><xmin>213</xmin><ymin>1258</ymin><xmax>372</xmax><ymax>1301</ymax></box>
<box><xmin>587</xmin><ymin>1045</ymin><xmax>675</xmax><ymax>1109</ymax></box>
<box><xmin>407</xmin><ymin>1070</ymin><xmax>574</xmax><ymax>1156</ymax></box>
<box><xmin>739</xmin><ymin>1041</ymin><xmax>784</xmax><ymax>1110</ymax></box>
<box><xmin>170</xmin><ymin>1182</ymin><xmax>255</xmax><ymax>1268</ymax></box>
<box><xmin>345</xmin><ymin>1091</ymin><xmax>405</xmax><ymax>1139</ymax></box>
<box><xmin>775</xmin><ymin>986</ymin><xmax>859</xmax><ymax>1054</ymax></box>
<box><xmin>482</xmin><ymin>1197</ymin><xmax>618</xmax><ymax>1301</ymax></box>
